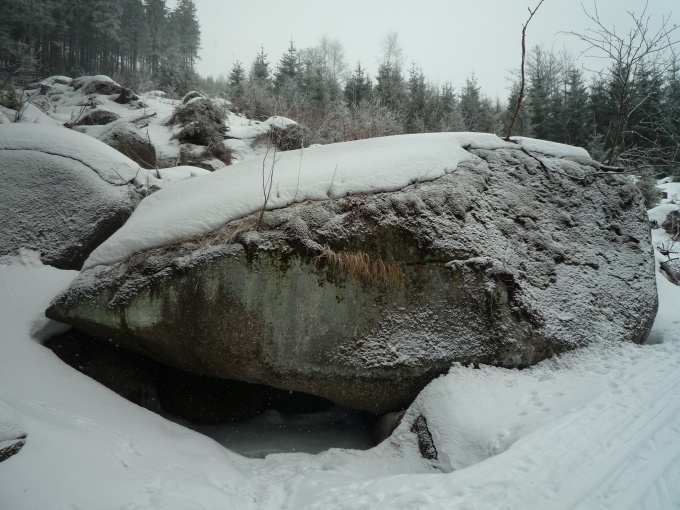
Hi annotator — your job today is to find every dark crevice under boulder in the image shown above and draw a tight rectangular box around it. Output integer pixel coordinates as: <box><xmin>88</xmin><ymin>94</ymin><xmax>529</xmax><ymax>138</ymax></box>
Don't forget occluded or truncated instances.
<box><xmin>46</xmin><ymin>147</ymin><xmax>658</xmax><ymax>413</ymax></box>
<box><xmin>45</xmin><ymin>328</ymin><xmax>335</xmax><ymax>424</ymax></box>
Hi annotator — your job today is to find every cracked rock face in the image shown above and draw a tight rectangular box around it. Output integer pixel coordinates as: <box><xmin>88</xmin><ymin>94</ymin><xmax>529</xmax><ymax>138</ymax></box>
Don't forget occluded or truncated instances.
<box><xmin>47</xmin><ymin>148</ymin><xmax>658</xmax><ymax>413</ymax></box>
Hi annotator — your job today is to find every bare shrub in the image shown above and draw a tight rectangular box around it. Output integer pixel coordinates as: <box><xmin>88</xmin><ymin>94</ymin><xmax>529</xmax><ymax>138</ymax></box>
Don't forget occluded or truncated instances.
<box><xmin>166</xmin><ymin>98</ymin><xmax>227</xmax><ymax>146</ymax></box>
<box><xmin>202</xmin><ymin>143</ymin><xmax>235</xmax><ymax>165</ymax></box>
<box><xmin>635</xmin><ymin>171</ymin><xmax>661</xmax><ymax>209</ymax></box>
<box><xmin>269</xmin><ymin>124</ymin><xmax>309</xmax><ymax>151</ymax></box>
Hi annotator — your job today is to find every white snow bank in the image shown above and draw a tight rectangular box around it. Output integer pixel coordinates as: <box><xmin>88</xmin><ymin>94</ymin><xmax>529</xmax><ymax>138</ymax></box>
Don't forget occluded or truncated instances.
<box><xmin>143</xmin><ymin>90</ymin><xmax>167</xmax><ymax>98</ymax></box>
<box><xmin>264</xmin><ymin>115</ymin><xmax>297</xmax><ymax>128</ymax></box>
<box><xmin>73</xmin><ymin>75</ymin><xmax>117</xmax><ymax>89</ymax></box>
<box><xmin>0</xmin><ymin>251</ymin><xmax>249</xmax><ymax>509</ymax></box>
<box><xmin>38</xmin><ymin>75</ymin><xmax>72</xmax><ymax>85</ymax></box>
<box><xmin>511</xmin><ymin>136</ymin><xmax>591</xmax><ymax>159</ymax></box>
<box><xmin>1</xmin><ymin>103</ymin><xmax>61</xmax><ymax>126</ymax></box>
<box><xmin>0</xmin><ymin>124</ymin><xmax>147</xmax><ymax>186</ymax></box>
<box><xmin>84</xmin><ymin>132</ymin><xmax>517</xmax><ymax>268</ymax></box>
<box><xmin>157</xmin><ymin>165</ymin><xmax>212</xmax><ymax>182</ymax></box>
<box><xmin>0</xmin><ymin>401</ymin><xmax>25</xmax><ymax>443</ymax></box>
<box><xmin>648</xmin><ymin>203</ymin><xmax>679</xmax><ymax>225</ymax></box>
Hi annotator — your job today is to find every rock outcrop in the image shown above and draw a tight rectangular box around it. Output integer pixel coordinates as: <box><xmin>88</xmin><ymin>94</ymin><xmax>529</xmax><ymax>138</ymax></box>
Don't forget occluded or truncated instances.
<box><xmin>46</xmin><ymin>146</ymin><xmax>658</xmax><ymax>413</ymax></box>
<box><xmin>0</xmin><ymin>124</ymin><xmax>144</xmax><ymax>269</ymax></box>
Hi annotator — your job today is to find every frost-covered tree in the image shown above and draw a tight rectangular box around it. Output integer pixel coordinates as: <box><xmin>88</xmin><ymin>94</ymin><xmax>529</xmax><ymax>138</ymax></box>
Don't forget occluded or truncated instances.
<box><xmin>343</xmin><ymin>62</ymin><xmax>372</xmax><ymax>106</ymax></box>
<box><xmin>405</xmin><ymin>63</ymin><xmax>426</xmax><ymax>133</ymax></box>
<box><xmin>569</xmin><ymin>1</ymin><xmax>680</xmax><ymax>165</ymax></box>
<box><xmin>228</xmin><ymin>61</ymin><xmax>246</xmax><ymax>99</ymax></box>
<box><xmin>250</xmin><ymin>46</ymin><xmax>272</xmax><ymax>90</ymax></box>
<box><xmin>460</xmin><ymin>74</ymin><xmax>494</xmax><ymax>132</ymax></box>
<box><xmin>274</xmin><ymin>40</ymin><xmax>302</xmax><ymax>93</ymax></box>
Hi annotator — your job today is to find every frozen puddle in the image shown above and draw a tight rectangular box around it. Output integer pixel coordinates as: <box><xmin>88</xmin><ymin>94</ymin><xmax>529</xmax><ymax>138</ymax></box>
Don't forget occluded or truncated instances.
<box><xmin>167</xmin><ymin>406</ymin><xmax>378</xmax><ymax>458</ymax></box>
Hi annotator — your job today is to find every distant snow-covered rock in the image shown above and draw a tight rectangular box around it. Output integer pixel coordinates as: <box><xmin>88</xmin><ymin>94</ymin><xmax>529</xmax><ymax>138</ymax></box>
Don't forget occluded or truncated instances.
<box><xmin>76</xmin><ymin>119</ymin><xmax>157</xmax><ymax>169</ymax></box>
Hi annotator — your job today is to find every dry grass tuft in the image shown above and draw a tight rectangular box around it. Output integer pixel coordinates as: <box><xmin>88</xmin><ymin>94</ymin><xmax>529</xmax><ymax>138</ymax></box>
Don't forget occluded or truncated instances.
<box><xmin>313</xmin><ymin>244</ymin><xmax>404</xmax><ymax>286</ymax></box>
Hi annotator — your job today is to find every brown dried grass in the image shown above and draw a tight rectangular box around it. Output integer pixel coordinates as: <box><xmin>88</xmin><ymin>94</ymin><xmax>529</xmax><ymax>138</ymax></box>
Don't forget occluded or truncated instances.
<box><xmin>313</xmin><ymin>244</ymin><xmax>404</xmax><ymax>286</ymax></box>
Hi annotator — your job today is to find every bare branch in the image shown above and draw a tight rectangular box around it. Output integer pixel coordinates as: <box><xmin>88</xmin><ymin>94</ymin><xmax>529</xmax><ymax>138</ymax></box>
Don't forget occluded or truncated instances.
<box><xmin>505</xmin><ymin>0</ymin><xmax>545</xmax><ymax>140</ymax></box>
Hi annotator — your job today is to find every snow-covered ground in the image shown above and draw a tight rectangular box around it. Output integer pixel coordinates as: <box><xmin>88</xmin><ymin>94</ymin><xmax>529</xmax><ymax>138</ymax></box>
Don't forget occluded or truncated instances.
<box><xmin>1</xmin><ymin>210</ymin><xmax>680</xmax><ymax>508</ymax></box>
<box><xmin>1</xmin><ymin>77</ymin><xmax>679</xmax><ymax>509</ymax></box>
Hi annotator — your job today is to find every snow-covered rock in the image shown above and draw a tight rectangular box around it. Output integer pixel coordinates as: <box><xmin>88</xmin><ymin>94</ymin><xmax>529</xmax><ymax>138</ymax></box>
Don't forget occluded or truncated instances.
<box><xmin>0</xmin><ymin>124</ymin><xmax>145</xmax><ymax>269</ymax></box>
<box><xmin>46</xmin><ymin>137</ymin><xmax>657</xmax><ymax>412</ymax></box>
<box><xmin>76</xmin><ymin>119</ymin><xmax>157</xmax><ymax>169</ymax></box>
<box><xmin>73</xmin><ymin>75</ymin><xmax>122</xmax><ymax>95</ymax></box>
<box><xmin>72</xmin><ymin>107</ymin><xmax>119</xmax><ymax>126</ymax></box>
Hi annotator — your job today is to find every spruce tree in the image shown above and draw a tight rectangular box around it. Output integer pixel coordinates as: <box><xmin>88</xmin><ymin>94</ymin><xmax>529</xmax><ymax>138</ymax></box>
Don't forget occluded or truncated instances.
<box><xmin>344</xmin><ymin>63</ymin><xmax>372</xmax><ymax>106</ymax></box>
<box><xmin>250</xmin><ymin>46</ymin><xmax>272</xmax><ymax>90</ymax></box>
<box><xmin>228</xmin><ymin>61</ymin><xmax>246</xmax><ymax>99</ymax></box>
<box><xmin>273</xmin><ymin>40</ymin><xmax>301</xmax><ymax>94</ymax></box>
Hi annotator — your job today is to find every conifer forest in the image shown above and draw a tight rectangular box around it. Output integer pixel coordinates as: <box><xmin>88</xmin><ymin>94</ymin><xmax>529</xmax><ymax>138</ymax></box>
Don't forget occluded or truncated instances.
<box><xmin>1</xmin><ymin>0</ymin><xmax>678</xmax><ymax>179</ymax></box>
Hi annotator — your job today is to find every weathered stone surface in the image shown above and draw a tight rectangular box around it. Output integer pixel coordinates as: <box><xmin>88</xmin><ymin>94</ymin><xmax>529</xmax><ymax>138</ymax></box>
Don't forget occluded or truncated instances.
<box><xmin>46</xmin><ymin>148</ymin><xmax>658</xmax><ymax>413</ymax></box>
<box><xmin>660</xmin><ymin>259</ymin><xmax>680</xmax><ymax>286</ymax></box>
<box><xmin>0</xmin><ymin>124</ymin><xmax>143</xmax><ymax>269</ymax></box>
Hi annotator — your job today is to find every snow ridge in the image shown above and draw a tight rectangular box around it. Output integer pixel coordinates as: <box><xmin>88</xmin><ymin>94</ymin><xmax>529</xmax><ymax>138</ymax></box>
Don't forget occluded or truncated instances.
<box><xmin>83</xmin><ymin>133</ymin><xmax>588</xmax><ymax>269</ymax></box>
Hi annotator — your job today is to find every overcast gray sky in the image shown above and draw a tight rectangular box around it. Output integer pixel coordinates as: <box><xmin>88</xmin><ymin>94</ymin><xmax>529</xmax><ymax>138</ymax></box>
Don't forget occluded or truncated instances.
<box><xmin>179</xmin><ymin>0</ymin><xmax>678</xmax><ymax>99</ymax></box>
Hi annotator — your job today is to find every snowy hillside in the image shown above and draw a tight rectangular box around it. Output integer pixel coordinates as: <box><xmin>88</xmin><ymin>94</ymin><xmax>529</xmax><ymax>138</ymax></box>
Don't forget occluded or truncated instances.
<box><xmin>1</xmin><ymin>77</ymin><xmax>679</xmax><ymax>509</ymax></box>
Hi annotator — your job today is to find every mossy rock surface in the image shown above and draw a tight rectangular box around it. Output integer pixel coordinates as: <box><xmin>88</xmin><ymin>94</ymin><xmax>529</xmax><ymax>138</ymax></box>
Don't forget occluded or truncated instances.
<box><xmin>47</xmin><ymin>148</ymin><xmax>658</xmax><ymax>412</ymax></box>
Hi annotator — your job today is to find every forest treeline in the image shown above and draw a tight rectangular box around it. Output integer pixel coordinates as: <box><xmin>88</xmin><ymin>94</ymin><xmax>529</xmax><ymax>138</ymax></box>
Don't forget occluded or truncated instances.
<box><xmin>0</xmin><ymin>0</ymin><xmax>200</xmax><ymax>92</ymax></box>
<box><xmin>1</xmin><ymin>1</ymin><xmax>678</xmax><ymax>179</ymax></box>
<box><xmin>211</xmin><ymin>35</ymin><xmax>680</xmax><ymax>180</ymax></box>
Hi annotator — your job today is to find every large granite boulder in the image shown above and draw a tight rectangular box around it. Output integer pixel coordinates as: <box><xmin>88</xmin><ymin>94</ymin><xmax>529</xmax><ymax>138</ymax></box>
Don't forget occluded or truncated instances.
<box><xmin>0</xmin><ymin>124</ymin><xmax>145</xmax><ymax>269</ymax></box>
<box><xmin>46</xmin><ymin>143</ymin><xmax>658</xmax><ymax>413</ymax></box>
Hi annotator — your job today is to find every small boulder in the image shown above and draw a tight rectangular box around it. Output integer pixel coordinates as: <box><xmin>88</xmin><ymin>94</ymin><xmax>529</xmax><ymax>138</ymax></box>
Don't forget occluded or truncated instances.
<box><xmin>411</xmin><ymin>415</ymin><xmax>438</xmax><ymax>460</ymax></box>
<box><xmin>78</xmin><ymin>119</ymin><xmax>157</xmax><ymax>169</ymax></box>
<box><xmin>74</xmin><ymin>108</ymin><xmax>120</xmax><ymax>126</ymax></box>
<box><xmin>114</xmin><ymin>87</ymin><xmax>140</xmax><ymax>105</ymax></box>
<box><xmin>73</xmin><ymin>75</ymin><xmax>123</xmax><ymax>95</ymax></box>
<box><xmin>660</xmin><ymin>259</ymin><xmax>680</xmax><ymax>286</ymax></box>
